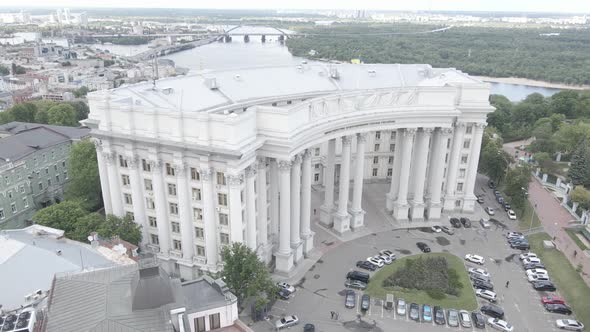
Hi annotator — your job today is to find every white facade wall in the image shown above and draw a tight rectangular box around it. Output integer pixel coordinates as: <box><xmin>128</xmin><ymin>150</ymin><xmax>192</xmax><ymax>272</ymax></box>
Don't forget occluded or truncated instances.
<box><xmin>185</xmin><ymin>302</ymin><xmax>238</xmax><ymax>332</ymax></box>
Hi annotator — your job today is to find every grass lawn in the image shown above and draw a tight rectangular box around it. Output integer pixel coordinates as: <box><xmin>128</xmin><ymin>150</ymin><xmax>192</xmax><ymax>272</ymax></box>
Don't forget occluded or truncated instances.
<box><xmin>527</xmin><ymin>233</ymin><xmax>590</xmax><ymax>328</ymax></box>
<box><xmin>365</xmin><ymin>252</ymin><xmax>477</xmax><ymax>310</ymax></box>
<box><xmin>565</xmin><ymin>229</ymin><xmax>589</xmax><ymax>251</ymax></box>
<box><xmin>517</xmin><ymin>199</ymin><xmax>542</xmax><ymax>231</ymax></box>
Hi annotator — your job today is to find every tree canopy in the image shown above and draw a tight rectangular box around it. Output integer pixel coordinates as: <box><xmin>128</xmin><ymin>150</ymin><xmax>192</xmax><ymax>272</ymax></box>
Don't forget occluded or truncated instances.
<box><xmin>47</xmin><ymin>103</ymin><xmax>78</xmax><ymax>126</ymax></box>
<box><xmin>65</xmin><ymin>139</ymin><xmax>102</xmax><ymax>210</ymax></box>
<box><xmin>0</xmin><ymin>100</ymin><xmax>89</xmax><ymax>127</ymax></box>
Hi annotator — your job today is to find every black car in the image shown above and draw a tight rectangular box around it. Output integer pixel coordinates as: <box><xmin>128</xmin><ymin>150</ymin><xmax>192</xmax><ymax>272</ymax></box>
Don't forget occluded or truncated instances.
<box><xmin>417</xmin><ymin>242</ymin><xmax>431</xmax><ymax>253</ymax></box>
<box><xmin>488</xmin><ymin>180</ymin><xmax>496</xmax><ymax>189</ymax></box>
<box><xmin>471</xmin><ymin>311</ymin><xmax>486</xmax><ymax>329</ymax></box>
<box><xmin>511</xmin><ymin>242</ymin><xmax>531</xmax><ymax>250</ymax></box>
<box><xmin>503</xmin><ymin>202</ymin><xmax>512</xmax><ymax>211</ymax></box>
<box><xmin>434</xmin><ymin>306</ymin><xmax>446</xmax><ymax>325</ymax></box>
<box><xmin>470</xmin><ymin>273</ymin><xmax>491</xmax><ymax>283</ymax></box>
<box><xmin>361</xmin><ymin>294</ymin><xmax>370</xmax><ymax>311</ymax></box>
<box><xmin>544</xmin><ymin>303</ymin><xmax>572</xmax><ymax>315</ymax></box>
<box><xmin>278</xmin><ymin>288</ymin><xmax>292</xmax><ymax>300</ymax></box>
<box><xmin>480</xmin><ymin>304</ymin><xmax>504</xmax><ymax>319</ymax></box>
<box><xmin>533</xmin><ymin>280</ymin><xmax>556</xmax><ymax>291</ymax></box>
<box><xmin>303</xmin><ymin>324</ymin><xmax>315</xmax><ymax>332</ymax></box>
<box><xmin>409</xmin><ymin>303</ymin><xmax>420</xmax><ymax>321</ymax></box>
<box><xmin>508</xmin><ymin>237</ymin><xmax>526</xmax><ymax>244</ymax></box>
<box><xmin>494</xmin><ymin>190</ymin><xmax>501</xmax><ymax>197</ymax></box>
<box><xmin>346</xmin><ymin>271</ymin><xmax>370</xmax><ymax>283</ymax></box>
<box><xmin>356</xmin><ymin>260</ymin><xmax>377</xmax><ymax>271</ymax></box>
<box><xmin>524</xmin><ymin>263</ymin><xmax>546</xmax><ymax>270</ymax></box>
<box><xmin>450</xmin><ymin>218</ymin><xmax>462</xmax><ymax>228</ymax></box>
<box><xmin>460</xmin><ymin>217</ymin><xmax>472</xmax><ymax>228</ymax></box>
<box><xmin>472</xmin><ymin>280</ymin><xmax>494</xmax><ymax>291</ymax></box>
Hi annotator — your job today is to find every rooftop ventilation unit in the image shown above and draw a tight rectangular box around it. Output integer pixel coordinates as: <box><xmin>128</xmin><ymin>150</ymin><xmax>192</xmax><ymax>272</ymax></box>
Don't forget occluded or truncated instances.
<box><xmin>204</xmin><ymin>77</ymin><xmax>218</xmax><ymax>90</ymax></box>
<box><xmin>329</xmin><ymin>68</ymin><xmax>340</xmax><ymax>80</ymax></box>
<box><xmin>368</xmin><ymin>69</ymin><xmax>377</xmax><ymax>77</ymax></box>
<box><xmin>161</xmin><ymin>87</ymin><xmax>173</xmax><ymax>95</ymax></box>
<box><xmin>234</xmin><ymin>74</ymin><xmax>241</xmax><ymax>81</ymax></box>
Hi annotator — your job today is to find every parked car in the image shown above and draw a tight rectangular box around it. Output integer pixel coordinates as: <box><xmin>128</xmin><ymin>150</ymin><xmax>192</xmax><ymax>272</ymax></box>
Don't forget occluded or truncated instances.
<box><xmin>356</xmin><ymin>260</ymin><xmax>377</xmax><ymax>271</ymax></box>
<box><xmin>497</xmin><ymin>196</ymin><xmax>504</xmax><ymax>204</ymax></box>
<box><xmin>459</xmin><ymin>310</ymin><xmax>472</xmax><ymax>328</ymax></box>
<box><xmin>544</xmin><ymin>303</ymin><xmax>572</xmax><ymax>315</ymax></box>
<box><xmin>469</xmin><ymin>267</ymin><xmax>490</xmax><ymax>277</ymax></box>
<box><xmin>533</xmin><ymin>280</ymin><xmax>556</xmax><ymax>291</ymax></box>
<box><xmin>275</xmin><ymin>315</ymin><xmax>299</xmax><ymax>330</ymax></box>
<box><xmin>447</xmin><ymin>309</ymin><xmax>460</xmax><ymax>327</ymax></box>
<box><xmin>471</xmin><ymin>273</ymin><xmax>492</xmax><ymax>283</ymax></box>
<box><xmin>361</xmin><ymin>294</ymin><xmax>370</xmax><ymax>311</ymax></box>
<box><xmin>465</xmin><ymin>254</ymin><xmax>485</xmax><ymax>265</ymax></box>
<box><xmin>278</xmin><ymin>288</ymin><xmax>293</xmax><ymax>300</ymax></box>
<box><xmin>472</xmin><ymin>311</ymin><xmax>486</xmax><ymax>329</ymax></box>
<box><xmin>417</xmin><ymin>242</ymin><xmax>431</xmax><ymax>253</ymax></box>
<box><xmin>276</xmin><ymin>282</ymin><xmax>296</xmax><ymax>293</ymax></box>
<box><xmin>520</xmin><ymin>252</ymin><xmax>538</xmax><ymax>260</ymax></box>
<box><xmin>494</xmin><ymin>190</ymin><xmax>501</xmax><ymax>197</ymax></box>
<box><xmin>477</xmin><ymin>195</ymin><xmax>485</xmax><ymax>204</ymax></box>
<box><xmin>542</xmin><ymin>296</ymin><xmax>565</xmax><ymax>305</ymax></box>
<box><xmin>385</xmin><ymin>294</ymin><xmax>394</xmax><ymax>311</ymax></box>
<box><xmin>379</xmin><ymin>249</ymin><xmax>396</xmax><ymax>260</ymax></box>
<box><xmin>507</xmin><ymin>210</ymin><xmax>517</xmax><ymax>220</ymax></box>
<box><xmin>473</xmin><ymin>279</ymin><xmax>494</xmax><ymax>291</ymax></box>
<box><xmin>488</xmin><ymin>180</ymin><xmax>496</xmax><ymax>188</ymax></box>
<box><xmin>487</xmin><ymin>318</ymin><xmax>514</xmax><ymax>332</ymax></box>
<box><xmin>508</xmin><ymin>237</ymin><xmax>528</xmax><ymax>245</ymax></box>
<box><xmin>481</xmin><ymin>304</ymin><xmax>504</xmax><ymax>319</ymax></box>
<box><xmin>526</xmin><ymin>268</ymin><xmax>548</xmax><ymax>276</ymax></box>
<box><xmin>503</xmin><ymin>202</ymin><xmax>512</xmax><ymax>211</ymax></box>
<box><xmin>367</xmin><ymin>256</ymin><xmax>384</xmax><ymax>268</ymax></box>
<box><xmin>409</xmin><ymin>303</ymin><xmax>420</xmax><ymax>321</ymax></box>
<box><xmin>303</xmin><ymin>324</ymin><xmax>315</xmax><ymax>332</ymax></box>
<box><xmin>485</xmin><ymin>207</ymin><xmax>495</xmax><ymax>215</ymax></box>
<box><xmin>507</xmin><ymin>232</ymin><xmax>524</xmax><ymax>239</ymax></box>
<box><xmin>511</xmin><ymin>242</ymin><xmax>531</xmax><ymax>250</ymax></box>
<box><xmin>528</xmin><ymin>274</ymin><xmax>550</xmax><ymax>283</ymax></box>
<box><xmin>460</xmin><ymin>217</ymin><xmax>472</xmax><ymax>227</ymax></box>
<box><xmin>450</xmin><ymin>218</ymin><xmax>462</xmax><ymax>228</ymax></box>
<box><xmin>480</xmin><ymin>218</ymin><xmax>491</xmax><ymax>229</ymax></box>
<box><xmin>524</xmin><ymin>262</ymin><xmax>546</xmax><ymax>270</ymax></box>
<box><xmin>431</xmin><ymin>225</ymin><xmax>442</xmax><ymax>233</ymax></box>
<box><xmin>378</xmin><ymin>254</ymin><xmax>393</xmax><ymax>265</ymax></box>
<box><xmin>441</xmin><ymin>226</ymin><xmax>455</xmax><ymax>235</ymax></box>
<box><xmin>556</xmin><ymin>319</ymin><xmax>584</xmax><ymax>331</ymax></box>
<box><xmin>344</xmin><ymin>279</ymin><xmax>367</xmax><ymax>290</ymax></box>
<box><xmin>422</xmin><ymin>304</ymin><xmax>432</xmax><ymax>322</ymax></box>
<box><xmin>345</xmin><ymin>290</ymin><xmax>356</xmax><ymax>308</ymax></box>
<box><xmin>434</xmin><ymin>306</ymin><xmax>446</xmax><ymax>325</ymax></box>
<box><xmin>346</xmin><ymin>271</ymin><xmax>370</xmax><ymax>283</ymax></box>
<box><xmin>523</xmin><ymin>257</ymin><xmax>542</xmax><ymax>265</ymax></box>
<box><xmin>476</xmin><ymin>289</ymin><xmax>497</xmax><ymax>303</ymax></box>
<box><xmin>397</xmin><ymin>298</ymin><xmax>406</xmax><ymax>316</ymax></box>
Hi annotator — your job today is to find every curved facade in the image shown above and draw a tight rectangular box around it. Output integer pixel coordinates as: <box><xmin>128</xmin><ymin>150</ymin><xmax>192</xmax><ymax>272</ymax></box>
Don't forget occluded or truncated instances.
<box><xmin>84</xmin><ymin>64</ymin><xmax>493</xmax><ymax>278</ymax></box>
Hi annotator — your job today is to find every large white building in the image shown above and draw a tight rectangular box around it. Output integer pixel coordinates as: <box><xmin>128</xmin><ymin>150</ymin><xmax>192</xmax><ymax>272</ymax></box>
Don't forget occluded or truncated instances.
<box><xmin>84</xmin><ymin>63</ymin><xmax>493</xmax><ymax>278</ymax></box>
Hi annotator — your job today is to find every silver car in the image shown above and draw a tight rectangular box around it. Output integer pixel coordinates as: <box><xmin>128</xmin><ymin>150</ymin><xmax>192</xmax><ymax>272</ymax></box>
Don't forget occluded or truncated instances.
<box><xmin>275</xmin><ymin>315</ymin><xmax>299</xmax><ymax>329</ymax></box>
<box><xmin>397</xmin><ymin>298</ymin><xmax>406</xmax><ymax>316</ymax></box>
<box><xmin>447</xmin><ymin>309</ymin><xmax>459</xmax><ymax>327</ymax></box>
<box><xmin>459</xmin><ymin>310</ymin><xmax>472</xmax><ymax>328</ymax></box>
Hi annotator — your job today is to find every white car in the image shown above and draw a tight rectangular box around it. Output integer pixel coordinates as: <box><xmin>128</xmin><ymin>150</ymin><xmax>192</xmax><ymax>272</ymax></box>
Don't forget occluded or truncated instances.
<box><xmin>431</xmin><ymin>225</ymin><xmax>442</xmax><ymax>233</ymax></box>
<box><xmin>523</xmin><ymin>257</ymin><xmax>542</xmax><ymax>265</ymax></box>
<box><xmin>397</xmin><ymin>298</ymin><xmax>406</xmax><ymax>316</ymax></box>
<box><xmin>507</xmin><ymin>210</ymin><xmax>517</xmax><ymax>220</ymax></box>
<box><xmin>525</xmin><ymin>268</ymin><xmax>548</xmax><ymax>276</ymax></box>
<box><xmin>275</xmin><ymin>315</ymin><xmax>299</xmax><ymax>329</ymax></box>
<box><xmin>276</xmin><ymin>282</ymin><xmax>296</xmax><ymax>293</ymax></box>
<box><xmin>556</xmin><ymin>319</ymin><xmax>584</xmax><ymax>331</ymax></box>
<box><xmin>519</xmin><ymin>252</ymin><xmax>538</xmax><ymax>260</ymax></box>
<box><xmin>507</xmin><ymin>232</ymin><xmax>524</xmax><ymax>239</ymax></box>
<box><xmin>367</xmin><ymin>256</ymin><xmax>384</xmax><ymax>268</ymax></box>
<box><xmin>379</xmin><ymin>249</ymin><xmax>396</xmax><ymax>260</ymax></box>
<box><xmin>379</xmin><ymin>254</ymin><xmax>393</xmax><ymax>265</ymax></box>
<box><xmin>528</xmin><ymin>274</ymin><xmax>550</xmax><ymax>283</ymax></box>
<box><xmin>485</xmin><ymin>207</ymin><xmax>495</xmax><ymax>215</ymax></box>
<box><xmin>465</xmin><ymin>254</ymin><xmax>485</xmax><ymax>265</ymax></box>
<box><xmin>469</xmin><ymin>267</ymin><xmax>490</xmax><ymax>278</ymax></box>
<box><xmin>488</xmin><ymin>318</ymin><xmax>514</xmax><ymax>332</ymax></box>
<box><xmin>475</xmin><ymin>289</ymin><xmax>497</xmax><ymax>302</ymax></box>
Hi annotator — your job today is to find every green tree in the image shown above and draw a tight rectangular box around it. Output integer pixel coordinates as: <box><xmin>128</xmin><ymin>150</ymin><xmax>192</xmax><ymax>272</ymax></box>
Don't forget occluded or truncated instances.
<box><xmin>503</xmin><ymin>165</ymin><xmax>532</xmax><ymax>211</ymax></box>
<box><xmin>34</xmin><ymin>109</ymin><xmax>49</xmax><ymax>124</ymax></box>
<box><xmin>46</xmin><ymin>103</ymin><xmax>78</xmax><ymax>126</ymax></box>
<box><xmin>32</xmin><ymin>200</ymin><xmax>89</xmax><ymax>241</ymax></box>
<box><xmin>73</xmin><ymin>86</ymin><xmax>89</xmax><ymax>98</ymax></box>
<box><xmin>97</xmin><ymin>214</ymin><xmax>142</xmax><ymax>245</ymax></box>
<box><xmin>550</xmin><ymin>90</ymin><xmax>580</xmax><ymax>118</ymax></box>
<box><xmin>220</xmin><ymin>242</ymin><xmax>277</xmax><ymax>309</ymax></box>
<box><xmin>69</xmin><ymin>212</ymin><xmax>104</xmax><ymax>242</ymax></box>
<box><xmin>9</xmin><ymin>103</ymin><xmax>38</xmax><ymax>123</ymax></box>
<box><xmin>552</xmin><ymin>122</ymin><xmax>590</xmax><ymax>155</ymax></box>
<box><xmin>68</xmin><ymin>101</ymin><xmax>90</xmax><ymax>121</ymax></box>
<box><xmin>65</xmin><ymin>139</ymin><xmax>102</xmax><ymax>210</ymax></box>
<box><xmin>478</xmin><ymin>128</ymin><xmax>510</xmax><ymax>184</ymax></box>
<box><xmin>568</xmin><ymin>140</ymin><xmax>590</xmax><ymax>186</ymax></box>
<box><xmin>570</xmin><ymin>186</ymin><xmax>590</xmax><ymax>211</ymax></box>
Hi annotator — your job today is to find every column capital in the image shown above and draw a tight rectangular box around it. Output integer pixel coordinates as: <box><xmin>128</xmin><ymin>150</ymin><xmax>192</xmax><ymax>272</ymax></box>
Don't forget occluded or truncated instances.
<box><xmin>440</xmin><ymin>127</ymin><xmax>454</xmax><ymax>136</ymax></box>
<box><xmin>301</xmin><ymin>149</ymin><xmax>312</xmax><ymax>160</ymax></box>
<box><xmin>245</xmin><ymin>166</ymin><xmax>257</xmax><ymax>178</ymax></box>
<box><xmin>422</xmin><ymin>128</ymin><xmax>435</xmax><ymax>135</ymax></box>
<box><xmin>92</xmin><ymin>138</ymin><xmax>103</xmax><ymax>152</ymax></box>
<box><xmin>128</xmin><ymin>154</ymin><xmax>140</xmax><ymax>169</ymax></box>
<box><xmin>200</xmin><ymin>167</ymin><xmax>214</xmax><ymax>181</ymax></box>
<box><xmin>342</xmin><ymin>135</ymin><xmax>353</xmax><ymax>146</ymax></box>
<box><xmin>150</xmin><ymin>159</ymin><xmax>164</xmax><ymax>171</ymax></box>
<box><xmin>453</xmin><ymin>122</ymin><xmax>466</xmax><ymax>129</ymax></box>
<box><xmin>226</xmin><ymin>174</ymin><xmax>244</xmax><ymax>187</ymax></box>
<box><xmin>173</xmin><ymin>162</ymin><xmax>187</xmax><ymax>176</ymax></box>
<box><xmin>256</xmin><ymin>157</ymin><xmax>267</xmax><ymax>169</ymax></box>
<box><xmin>403</xmin><ymin>128</ymin><xmax>417</xmax><ymax>137</ymax></box>
<box><xmin>474</xmin><ymin>122</ymin><xmax>487</xmax><ymax>129</ymax></box>
<box><xmin>278</xmin><ymin>159</ymin><xmax>292</xmax><ymax>171</ymax></box>
<box><xmin>356</xmin><ymin>133</ymin><xmax>368</xmax><ymax>143</ymax></box>
<box><xmin>292</xmin><ymin>154</ymin><xmax>302</xmax><ymax>165</ymax></box>
<box><xmin>103</xmin><ymin>151</ymin><xmax>115</xmax><ymax>164</ymax></box>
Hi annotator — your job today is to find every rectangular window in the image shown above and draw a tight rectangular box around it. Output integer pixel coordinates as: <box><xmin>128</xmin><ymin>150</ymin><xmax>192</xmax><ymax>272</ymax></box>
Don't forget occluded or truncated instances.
<box><xmin>373</xmin><ymin>156</ymin><xmax>379</xmax><ymax>164</ymax></box>
<box><xmin>389</xmin><ymin>144</ymin><xmax>395</xmax><ymax>152</ymax></box>
<box><xmin>463</xmin><ymin>139</ymin><xmax>471</xmax><ymax>149</ymax></box>
<box><xmin>62</xmin><ymin>161</ymin><xmax>66</xmax><ymax>168</ymax></box>
<box><xmin>54</xmin><ymin>164</ymin><xmax>58</xmax><ymax>171</ymax></box>
<box><xmin>192</xmin><ymin>188</ymin><xmax>201</xmax><ymax>201</ymax></box>
<box><xmin>388</xmin><ymin>156</ymin><xmax>394</xmax><ymax>164</ymax></box>
<box><xmin>387</xmin><ymin>168</ymin><xmax>393</xmax><ymax>177</ymax></box>
<box><xmin>459</xmin><ymin>168</ymin><xmax>466</xmax><ymax>178</ymax></box>
<box><xmin>447</xmin><ymin>139</ymin><xmax>451</xmax><ymax>149</ymax></box>
<box><xmin>45</xmin><ymin>168</ymin><xmax>49</xmax><ymax>174</ymax></box>
<box><xmin>218</xmin><ymin>193</ymin><xmax>228</xmax><ymax>206</ymax></box>
<box><xmin>372</xmin><ymin>168</ymin><xmax>378</xmax><ymax>176</ymax></box>
<box><xmin>314</xmin><ymin>173</ymin><xmax>319</xmax><ymax>182</ymax></box>
<box><xmin>167</xmin><ymin>183</ymin><xmax>177</xmax><ymax>196</ymax></box>
<box><xmin>23</xmin><ymin>197</ymin><xmax>29</xmax><ymax>208</ymax></box>
<box><xmin>8</xmin><ymin>191</ymin><xmax>12</xmax><ymax>199</ymax></box>
<box><xmin>142</xmin><ymin>159</ymin><xmax>151</xmax><ymax>172</ymax></box>
<box><xmin>19</xmin><ymin>185</ymin><xmax>25</xmax><ymax>193</ymax></box>
<box><xmin>195</xmin><ymin>227</ymin><xmax>204</xmax><ymax>239</ymax></box>
<box><xmin>190</xmin><ymin>167</ymin><xmax>200</xmax><ymax>181</ymax></box>
<box><xmin>124</xmin><ymin>193</ymin><xmax>133</xmax><ymax>205</ymax></box>
<box><xmin>220</xmin><ymin>233</ymin><xmax>230</xmax><ymax>244</ymax></box>
<box><xmin>314</xmin><ymin>164</ymin><xmax>320</xmax><ymax>169</ymax></box>
<box><xmin>122</xmin><ymin>174</ymin><xmax>130</xmax><ymax>186</ymax></box>
<box><xmin>150</xmin><ymin>234</ymin><xmax>159</xmax><ymax>245</ymax></box>
<box><xmin>457</xmin><ymin>182</ymin><xmax>464</xmax><ymax>192</ymax></box>
<box><xmin>195</xmin><ymin>316</ymin><xmax>206</xmax><ymax>332</ymax></box>
<box><xmin>374</xmin><ymin>144</ymin><xmax>380</xmax><ymax>151</ymax></box>
<box><xmin>173</xmin><ymin>239</ymin><xmax>182</xmax><ymax>250</ymax></box>
<box><xmin>148</xmin><ymin>216</ymin><xmax>157</xmax><ymax>227</ymax></box>
<box><xmin>166</xmin><ymin>163</ymin><xmax>175</xmax><ymax>176</ymax></box>
<box><xmin>169</xmin><ymin>203</ymin><xmax>179</xmax><ymax>215</ymax></box>
<box><xmin>43</xmin><ymin>154</ymin><xmax>47</xmax><ymax>162</ymax></box>
<box><xmin>461</xmin><ymin>154</ymin><xmax>469</xmax><ymax>164</ymax></box>
<box><xmin>466</xmin><ymin>125</ymin><xmax>473</xmax><ymax>134</ymax></box>
<box><xmin>193</xmin><ymin>208</ymin><xmax>203</xmax><ymax>220</ymax></box>
<box><xmin>119</xmin><ymin>155</ymin><xmax>128</xmax><ymax>168</ymax></box>
<box><xmin>315</xmin><ymin>148</ymin><xmax>320</xmax><ymax>156</ymax></box>
<box><xmin>64</xmin><ymin>170</ymin><xmax>68</xmax><ymax>180</ymax></box>
<box><xmin>11</xmin><ymin>203</ymin><xmax>17</xmax><ymax>214</ymax></box>
<box><xmin>219</xmin><ymin>213</ymin><xmax>229</xmax><ymax>226</ymax></box>
<box><xmin>196</xmin><ymin>245</ymin><xmax>205</xmax><ymax>257</ymax></box>
<box><xmin>144</xmin><ymin>179</ymin><xmax>153</xmax><ymax>191</ymax></box>
<box><xmin>375</xmin><ymin>131</ymin><xmax>381</xmax><ymax>140</ymax></box>
<box><xmin>51</xmin><ymin>151</ymin><xmax>55</xmax><ymax>160</ymax></box>
<box><xmin>0</xmin><ymin>209</ymin><xmax>4</xmax><ymax>219</ymax></box>
<box><xmin>209</xmin><ymin>313</ymin><xmax>221</xmax><ymax>330</ymax></box>
<box><xmin>216</xmin><ymin>172</ymin><xmax>226</xmax><ymax>185</ymax></box>
<box><xmin>38</xmin><ymin>182</ymin><xmax>43</xmax><ymax>190</ymax></box>
<box><xmin>47</xmin><ymin>179</ymin><xmax>51</xmax><ymax>186</ymax></box>
<box><xmin>455</xmin><ymin>200</ymin><xmax>461</xmax><ymax>207</ymax></box>
<box><xmin>146</xmin><ymin>198</ymin><xmax>155</xmax><ymax>209</ymax></box>
<box><xmin>171</xmin><ymin>222</ymin><xmax>180</xmax><ymax>233</ymax></box>
<box><xmin>391</xmin><ymin>131</ymin><xmax>396</xmax><ymax>140</ymax></box>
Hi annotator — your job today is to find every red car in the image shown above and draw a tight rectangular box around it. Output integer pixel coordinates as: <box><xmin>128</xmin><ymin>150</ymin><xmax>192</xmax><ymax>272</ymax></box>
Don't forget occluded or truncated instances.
<box><xmin>541</xmin><ymin>296</ymin><xmax>565</xmax><ymax>305</ymax></box>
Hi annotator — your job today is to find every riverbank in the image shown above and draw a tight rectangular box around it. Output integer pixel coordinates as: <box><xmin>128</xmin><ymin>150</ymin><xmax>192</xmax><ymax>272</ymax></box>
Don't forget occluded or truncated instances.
<box><xmin>473</xmin><ymin>75</ymin><xmax>590</xmax><ymax>91</ymax></box>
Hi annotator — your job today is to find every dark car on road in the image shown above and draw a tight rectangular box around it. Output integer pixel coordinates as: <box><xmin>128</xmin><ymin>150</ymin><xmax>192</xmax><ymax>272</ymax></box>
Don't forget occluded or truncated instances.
<box><xmin>481</xmin><ymin>304</ymin><xmax>504</xmax><ymax>319</ymax></box>
<box><xmin>524</xmin><ymin>262</ymin><xmax>546</xmax><ymax>270</ymax></box>
<box><xmin>473</xmin><ymin>279</ymin><xmax>494</xmax><ymax>291</ymax></box>
<box><xmin>471</xmin><ymin>311</ymin><xmax>486</xmax><ymax>329</ymax></box>
<box><xmin>503</xmin><ymin>202</ymin><xmax>512</xmax><ymax>211</ymax></box>
<box><xmin>434</xmin><ymin>306</ymin><xmax>446</xmax><ymax>325</ymax></box>
<box><xmin>450</xmin><ymin>218</ymin><xmax>462</xmax><ymax>228</ymax></box>
<box><xmin>345</xmin><ymin>290</ymin><xmax>356</xmax><ymax>309</ymax></box>
<box><xmin>441</xmin><ymin>226</ymin><xmax>455</xmax><ymax>235</ymax></box>
<box><xmin>356</xmin><ymin>260</ymin><xmax>377</xmax><ymax>271</ymax></box>
<box><xmin>346</xmin><ymin>271</ymin><xmax>370</xmax><ymax>283</ymax></box>
<box><xmin>544</xmin><ymin>303</ymin><xmax>572</xmax><ymax>315</ymax></box>
<box><xmin>409</xmin><ymin>303</ymin><xmax>420</xmax><ymax>321</ymax></box>
<box><xmin>303</xmin><ymin>324</ymin><xmax>315</xmax><ymax>332</ymax></box>
<box><xmin>533</xmin><ymin>280</ymin><xmax>557</xmax><ymax>291</ymax></box>
<box><xmin>417</xmin><ymin>242</ymin><xmax>431</xmax><ymax>253</ymax></box>
<box><xmin>488</xmin><ymin>180</ymin><xmax>496</xmax><ymax>189</ymax></box>
<box><xmin>460</xmin><ymin>217</ymin><xmax>472</xmax><ymax>227</ymax></box>
<box><xmin>470</xmin><ymin>273</ymin><xmax>491</xmax><ymax>283</ymax></box>
<box><xmin>278</xmin><ymin>288</ymin><xmax>293</xmax><ymax>300</ymax></box>
<box><xmin>361</xmin><ymin>294</ymin><xmax>370</xmax><ymax>311</ymax></box>
<box><xmin>511</xmin><ymin>242</ymin><xmax>531</xmax><ymax>250</ymax></box>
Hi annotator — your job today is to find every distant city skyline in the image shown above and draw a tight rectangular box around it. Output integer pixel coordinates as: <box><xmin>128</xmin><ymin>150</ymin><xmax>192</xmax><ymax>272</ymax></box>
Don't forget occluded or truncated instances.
<box><xmin>3</xmin><ymin>0</ymin><xmax>590</xmax><ymax>14</ymax></box>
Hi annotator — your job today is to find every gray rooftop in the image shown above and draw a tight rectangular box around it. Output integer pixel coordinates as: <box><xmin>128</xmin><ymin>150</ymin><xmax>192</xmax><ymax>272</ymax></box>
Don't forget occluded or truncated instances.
<box><xmin>101</xmin><ymin>63</ymin><xmax>481</xmax><ymax>113</ymax></box>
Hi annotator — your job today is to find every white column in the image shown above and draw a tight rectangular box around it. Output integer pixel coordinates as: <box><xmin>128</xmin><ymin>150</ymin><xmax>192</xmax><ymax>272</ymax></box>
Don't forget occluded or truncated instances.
<box><xmin>333</xmin><ymin>135</ymin><xmax>352</xmax><ymax>234</ymax></box>
<box><xmin>105</xmin><ymin>151</ymin><xmax>124</xmax><ymax>216</ymax></box>
<box><xmin>128</xmin><ymin>155</ymin><xmax>148</xmax><ymax>245</ymax></box>
<box><xmin>276</xmin><ymin>160</ymin><xmax>294</xmax><ymax>273</ymax></box>
<box><xmin>256</xmin><ymin>158</ymin><xmax>270</xmax><ymax>259</ymax></box>
<box><xmin>427</xmin><ymin>128</ymin><xmax>453</xmax><ymax>220</ymax></box>
<box><xmin>409</xmin><ymin>128</ymin><xmax>432</xmax><ymax>221</ymax></box>
<box><xmin>269</xmin><ymin>159</ymin><xmax>280</xmax><ymax>245</ymax></box>
<box><xmin>93</xmin><ymin>141</ymin><xmax>112</xmax><ymax>214</ymax></box>
<box><xmin>175</xmin><ymin>162</ymin><xmax>195</xmax><ymax>261</ymax></box>
<box><xmin>443</xmin><ymin>122</ymin><xmax>466</xmax><ymax>211</ymax></box>
<box><xmin>200</xmin><ymin>167</ymin><xmax>218</xmax><ymax>270</ymax></box>
<box><xmin>227</xmin><ymin>174</ymin><xmax>244</xmax><ymax>243</ymax></box>
<box><xmin>245</xmin><ymin>166</ymin><xmax>257</xmax><ymax>251</ymax></box>
<box><xmin>319</xmin><ymin>139</ymin><xmax>336</xmax><ymax>227</ymax></box>
<box><xmin>386</xmin><ymin>130</ymin><xmax>403</xmax><ymax>211</ymax></box>
<box><xmin>462</xmin><ymin>123</ymin><xmax>486</xmax><ymax>212</ymax></box>
<box><xmin>350</xmin><ymin>133</ymin><xmax>367</xmax><ymax>230</ymax></box>
<box><xmin>290</xmin><ymin>155</ymin><xmax>303</xmax><ymax>263</ymax></box>
<box><xmin>300</xmin><ymin>150</ymin><xmax>314</xmax><ymax>255</ymax></box>
<box><xmin>393</xmin><ymin>128</ymin><xmax>416</xmax><ymax>221</ymax></box>
<box><xmin>151</xmin><ymin>160</ymin><xmax>171</xmax><ymax>255</ymax></box>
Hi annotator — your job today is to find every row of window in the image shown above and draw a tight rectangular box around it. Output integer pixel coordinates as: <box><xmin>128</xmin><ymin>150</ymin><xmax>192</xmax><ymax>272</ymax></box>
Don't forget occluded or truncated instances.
<box><xmin>0</xmin><ymin>198</ymin><xmax>29</xmax><ymax>219</ymax></box>
<box><xmin>148</xmin><ymin>232</ymin><xmax>229</xmax><ymax>254</ymax></box>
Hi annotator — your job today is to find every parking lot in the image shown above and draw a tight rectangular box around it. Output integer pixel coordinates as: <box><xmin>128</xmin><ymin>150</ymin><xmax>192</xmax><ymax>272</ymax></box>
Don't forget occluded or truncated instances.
<box><xmin>252</xmin><ymin>176</ymin><xmax>577</xmax><ymax>332</ymax></box>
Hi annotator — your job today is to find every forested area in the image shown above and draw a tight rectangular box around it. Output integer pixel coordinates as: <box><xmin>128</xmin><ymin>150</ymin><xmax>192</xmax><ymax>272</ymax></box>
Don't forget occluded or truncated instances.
<box><xmin>0</xmin><ymin>100</ymin><xmax>89</xmax><ymax>127</ymax></box>
<box><xmin>287</xmin><ymin>23</ymin><xmax>590</xmax><ymax>85</ymax></box>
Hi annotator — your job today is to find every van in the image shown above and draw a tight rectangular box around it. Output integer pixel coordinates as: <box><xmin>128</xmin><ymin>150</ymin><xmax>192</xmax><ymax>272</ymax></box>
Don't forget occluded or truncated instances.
<box><xmin>346</xmin><ymin>271</ymin><xmax>370</xmax><ymax>283</ymax></box>
<box><xmin>385</xmin><ymin>294</ymin><xmax>394</xmax><ymax>310</ymax></box>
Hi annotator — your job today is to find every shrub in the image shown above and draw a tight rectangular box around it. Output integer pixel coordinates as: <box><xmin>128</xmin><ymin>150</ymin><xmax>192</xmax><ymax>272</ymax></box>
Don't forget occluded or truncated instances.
<box><xmin>426</xmin><ymin>288</ymin><xmax>446</xmax><ymax>300</ymax></box>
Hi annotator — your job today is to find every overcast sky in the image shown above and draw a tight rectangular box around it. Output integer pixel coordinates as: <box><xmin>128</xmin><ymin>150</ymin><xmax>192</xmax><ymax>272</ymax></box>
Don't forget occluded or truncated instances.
<box><xmin>6</xmin><ymin>0</ymin><xmax>590</xmax><ymax>14</ymax></box>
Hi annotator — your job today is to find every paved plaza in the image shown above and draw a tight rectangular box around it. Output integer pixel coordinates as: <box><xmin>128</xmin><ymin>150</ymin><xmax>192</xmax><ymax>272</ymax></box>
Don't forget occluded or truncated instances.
<box><xmin>247</xmin><ymin>175</ymin><xmax>576</xmax><ymax>332</ymax></box>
